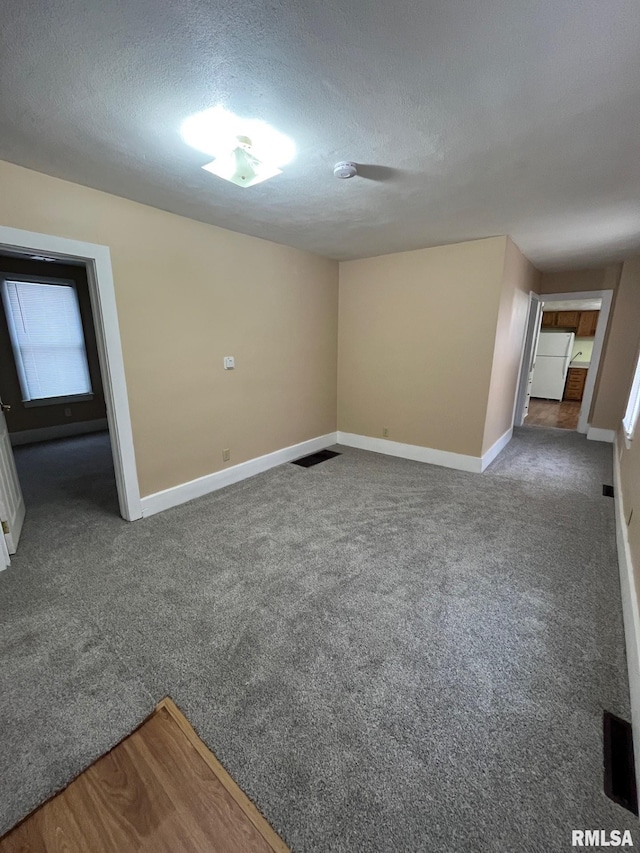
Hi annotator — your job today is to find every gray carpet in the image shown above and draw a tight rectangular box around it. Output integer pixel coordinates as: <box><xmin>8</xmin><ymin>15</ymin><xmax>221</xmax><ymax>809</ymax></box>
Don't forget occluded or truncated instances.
<box><xmin>0</xmin><ymin>427</ymin><xmax>636</xmax><ymax>851</ymax></box>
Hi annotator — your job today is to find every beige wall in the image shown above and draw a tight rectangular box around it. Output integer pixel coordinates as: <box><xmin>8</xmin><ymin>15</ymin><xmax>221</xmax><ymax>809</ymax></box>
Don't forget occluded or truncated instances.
<box><xmin>590</xmin><ymin>259</ymin><xmax>640</xmax><ymax>430</ymax></box>
<box><xmin>338</xmin><ymin>236</ymin><xmax>509</xmax><ymax>458</ymax></box>
<box><xmin>0</xmin><ymin>255</ymin><xmax>107</xmax><ymax>434</ymax></box>
<box><xmin>482</xmin><ymin>238</ymin><xmax>540</xmax><ymax>453</ymax></box>
<box><xmin>537</xmin><ymin>267</ymin><xmax>612</xmax><ymax>294</ymax></box>
<box><xmin>620</xmin><ymin>416</ymin><xmax>640</xmax><ymax>600</ymax></box>
<box><xmin>2</xmin><ymin>156</ymin><xmax>638</xmax><ymax>502</ymax></box>
<box><xmin>537</xmin><ymin>264</ymin><xmax>632</xmax><ymax>430</ymax></box>
<box><xmin>0</xmin><ymin>160</ymin><xmax>338</xmax><ymax>496</ymax></box>
<box><xmin>565</xmin><ymin>259</ymin><xmax>640</xmax><ymax>616</ymax></box>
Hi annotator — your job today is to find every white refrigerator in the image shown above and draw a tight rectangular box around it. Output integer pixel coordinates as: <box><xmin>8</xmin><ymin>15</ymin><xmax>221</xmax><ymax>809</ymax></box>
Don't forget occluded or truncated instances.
<box><xmin>530</xmin><ymin>331</ymin><xmax>575</xmax><ymax>401</ymax></box>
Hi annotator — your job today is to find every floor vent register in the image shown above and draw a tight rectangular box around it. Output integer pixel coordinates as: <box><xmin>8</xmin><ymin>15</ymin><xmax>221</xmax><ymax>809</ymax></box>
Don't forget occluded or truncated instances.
<box><xmin>292</xmin><ymin>449</ymin><xmax>341</xmax><ymax>468</ymax></box>
<box><xmin>603</xmin><ymin>711</ymin><xmax>638</xmax><ymax>815</ymax></box>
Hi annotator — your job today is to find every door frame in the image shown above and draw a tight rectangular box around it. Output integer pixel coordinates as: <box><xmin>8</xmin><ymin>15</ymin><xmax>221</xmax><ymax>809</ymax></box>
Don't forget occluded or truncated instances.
<box><xmin>514</xmin><ymin>289</ymin><xmax>613</xmax><ymax>434</ymax></box>
<box><xmin>0</xmin><ymin>507</ymin><xmax>10</xmax><ymax>569</ymax></box>
<box><xmin>513</xmin><ymin>291</ymin><xmax>542</xmax><ymax>427</ymax></box>
<box><xmin>0</xmin><ymin>226</ymin><xmax>142</xmax><ymax>521</ymax></box>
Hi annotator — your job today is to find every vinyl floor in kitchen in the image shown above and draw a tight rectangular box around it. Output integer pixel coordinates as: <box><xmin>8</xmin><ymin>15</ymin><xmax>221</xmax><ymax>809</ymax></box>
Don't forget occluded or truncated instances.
<box><xmin>525</xmin><ymin>398</ymin><xmax>581</xmax><ymax>430</ymax></box>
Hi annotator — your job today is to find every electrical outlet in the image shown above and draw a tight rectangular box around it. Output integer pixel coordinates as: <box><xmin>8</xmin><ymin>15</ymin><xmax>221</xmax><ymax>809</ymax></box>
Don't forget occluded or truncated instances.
<box><xmin>382</xmin><ymin>427</ymin><xmax>389</xmax><ymax>437</ymax></box>
<box><xmin>222</xmin><ymin>448</ymin><xmax>230</xmax><ymax>462</ymax></box>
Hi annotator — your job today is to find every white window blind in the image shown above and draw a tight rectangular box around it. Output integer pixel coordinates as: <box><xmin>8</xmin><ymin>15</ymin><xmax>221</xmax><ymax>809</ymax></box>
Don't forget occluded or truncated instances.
<box><xmin>623</xmin><ymin>351</ymin><xmax>640</xmax><ymax>443</ymax></box>
<box><xmin>1</xmin><ymin>279</ymin><xmax>92</xmax><ymax>402</ymax></box>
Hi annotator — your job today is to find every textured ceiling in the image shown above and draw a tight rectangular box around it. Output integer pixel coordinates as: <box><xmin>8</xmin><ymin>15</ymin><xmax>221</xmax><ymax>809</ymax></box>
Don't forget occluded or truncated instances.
<box><xmin>1</xmin><ymin>0</ymin><xmax>640</xmax><ymax>266</ymax></box>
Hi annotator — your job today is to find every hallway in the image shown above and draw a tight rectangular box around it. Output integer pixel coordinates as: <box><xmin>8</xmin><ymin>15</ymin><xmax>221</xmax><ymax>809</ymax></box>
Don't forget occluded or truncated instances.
<box><xmin>0</xmin><ymin>430</ymin><xmax>635</xmax><ymax>852</ymax></box>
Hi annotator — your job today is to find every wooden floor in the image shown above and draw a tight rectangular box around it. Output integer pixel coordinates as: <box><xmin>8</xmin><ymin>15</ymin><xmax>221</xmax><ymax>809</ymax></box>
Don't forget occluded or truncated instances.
<box><xmin>525</xmin><ymin>398</ymin><xmax>581</xmax><ymax>430</ymax></box>
<box><xmin>0</xmin><ymin>698</ymin><xmax>289</xmax><ymax>853</ymax></box>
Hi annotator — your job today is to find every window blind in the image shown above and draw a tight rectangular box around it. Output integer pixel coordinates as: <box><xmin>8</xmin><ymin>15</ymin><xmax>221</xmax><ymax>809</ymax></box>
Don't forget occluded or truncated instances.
<box><xmin>2</xmin><ymin>280</ymin><xmax>92</xmax><ymax>402</ymax></box>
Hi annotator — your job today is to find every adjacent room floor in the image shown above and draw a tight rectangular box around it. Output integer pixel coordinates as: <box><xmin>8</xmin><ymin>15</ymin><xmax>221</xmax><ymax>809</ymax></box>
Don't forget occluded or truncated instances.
<box><xmin>0</xmin><ymin>430</ymin><xmax>635</xmax><ymax>852</ymax></box>
<box><xmin>0</xmin><ymin>697</ymin><xmax>288</xmax><ymax>853</ymax></box>
<box><xmin>525</xmin><ymin>398</ymin><xmax>581</xmax><ymax>430</ymax></box>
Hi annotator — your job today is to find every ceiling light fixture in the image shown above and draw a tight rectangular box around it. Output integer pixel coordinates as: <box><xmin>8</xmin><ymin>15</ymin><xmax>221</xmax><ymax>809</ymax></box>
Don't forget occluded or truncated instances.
<box><xmin>201</xmin><ymin>135</ymin><xmax>282</xmax><ymax>188</ymax></box>
<box><xmin>181</xmin><ymin>106</ymin><xmax>295</xmax><ymax>188</ymax></box>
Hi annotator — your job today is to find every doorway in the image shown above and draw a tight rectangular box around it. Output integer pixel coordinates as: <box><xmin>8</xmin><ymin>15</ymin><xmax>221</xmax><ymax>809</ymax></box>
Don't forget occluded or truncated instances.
<box><xmin>514</xmin><ymin>289</ymin><xmax>613</xmax><ymax>435</ymax></box>
<box><xmin>0</xmin><ymin>226</ymin><xmax>141</xmax><ymax>570</ymax></box>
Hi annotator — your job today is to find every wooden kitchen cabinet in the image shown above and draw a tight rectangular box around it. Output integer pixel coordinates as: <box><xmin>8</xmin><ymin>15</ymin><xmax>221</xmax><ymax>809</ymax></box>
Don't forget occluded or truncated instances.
<box><xmin>564</xmin><ymin>367</ymin><xmax>587</xmax><ymax>401</ymax></box>
<box><xmin>556</xmin><ymin>310</ymin><xmax>580</xmax><ymax>328</ymax></box>
<box><xmin>540</xmin><ymin>309</ymin><xmax>599</xmax><ymax>337</ymax></box>
<box><xmin>577</xmin><ymin>310</ymin><xmax>598</xmax><ymax>337</ymax></box>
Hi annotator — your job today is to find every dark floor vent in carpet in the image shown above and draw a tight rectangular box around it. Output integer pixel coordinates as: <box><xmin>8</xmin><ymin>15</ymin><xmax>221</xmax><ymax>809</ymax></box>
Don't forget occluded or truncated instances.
<box><xmin>603</xmin><ymin>484</ymin><xmax>615</xmax><ymax>498</ymax></box>
<box><xmin>292</xmin><ymin>449</ymin><xmax>341</xmax><ymax>468</ymax></box>
<box><xmin>603</xmin><ymin>711</ymin><xmax>638</xmax><ymax>815</ymax></box>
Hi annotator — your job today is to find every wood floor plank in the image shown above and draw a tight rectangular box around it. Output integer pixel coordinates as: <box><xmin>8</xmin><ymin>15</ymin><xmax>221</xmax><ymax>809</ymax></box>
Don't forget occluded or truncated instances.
<box><xmin>0</xmin><ymin>817</ymin><xmax>44</xmax><ymax>852</ymax></box>
<box><xmin>132</xmin><ymin>708</ymin><xmax>274</xmax><ymax>853</ymax></box>
<box><xmin>35</xmin><ymin>793</ymin><xmax>95</xmax><ymax>853</ymax></box>
<box><xmin>4</xmin><ymin>792</ymin><xmax>88</xmax><ymax>853</ymax></box>
<box><xmin>0</xmin><ymin>699</ymin><xmax>289</xmax><ymax>853</ymax></box>
<box><xmin>158</xmin><ymin>699</ymin><xmax>289</xmax><ymax>853</ymax></box>
<box><xmin>525</xmin><ymin>399</ymin><xmax>581</xmax><ymax>429</ymax></box>
<box><xmin>63</xmin><ymin>729</ymin><xmax>177</xmax><ymax>853</ymax></box>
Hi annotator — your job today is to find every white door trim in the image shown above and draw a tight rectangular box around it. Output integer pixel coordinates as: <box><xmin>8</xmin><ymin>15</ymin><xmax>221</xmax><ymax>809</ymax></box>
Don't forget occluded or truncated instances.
<box><xmin>514</xmin><ymin>289</ymin><xmax>613</xmax><ymax>434</ymax></box>
<box><xmin>142</xmin><ymin>432</ymin><xmax>339</xmax><ymax>518</ymax></box>
<box><xmin>613</xmin><ymin>435</ymin><xmax>640</xmax><ymax>797</ymax></box>
<box><xmin>0</xmin><ymin>518</ymin><xmax>10</xmax><ymax>570</ymax></box>
<box><xmin>586</xmin><ymin>427</ymin><xmax>616</xmax><ymax>444</ymax></box>
<box><xmin>0</xmin><ymin>226</ymin><xmax>142</xmax><ymax>521</ymax></box>
<box><xmin>513</xmin><ymin>291</ymin><xmax>542</xmax><ymax>427</ymax></box>
<box><xmin>337</xmin><ymin>431</ymin><xmax>484</xmax><ymax>473</ymax></box>
<box><xmin>0</xmin><ymin>410</ymin><xmax>25</xmax><ymax>553</ymax></box>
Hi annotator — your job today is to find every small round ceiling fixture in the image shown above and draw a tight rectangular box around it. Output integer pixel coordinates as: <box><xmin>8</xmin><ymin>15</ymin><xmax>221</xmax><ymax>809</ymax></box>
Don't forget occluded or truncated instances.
<box><xmin>334</xmin><ymin>161</ymin><xmax>358</xmax><ymax>179</ymax></box>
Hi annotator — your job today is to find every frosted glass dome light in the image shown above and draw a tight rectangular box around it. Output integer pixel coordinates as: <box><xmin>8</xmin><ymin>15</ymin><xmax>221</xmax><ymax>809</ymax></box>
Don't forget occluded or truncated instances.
<box><xmin>181</xmin><ymin>106</ymin><xmax>295</xmax><ymax>187</ymax></box>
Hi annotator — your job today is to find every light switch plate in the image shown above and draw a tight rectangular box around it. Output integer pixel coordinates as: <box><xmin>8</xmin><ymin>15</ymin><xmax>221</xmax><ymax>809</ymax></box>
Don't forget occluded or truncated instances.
<box><xmin>223</xmin><ymin>356</ymin><xmax>235</xmax><ymax>370</ymax></box>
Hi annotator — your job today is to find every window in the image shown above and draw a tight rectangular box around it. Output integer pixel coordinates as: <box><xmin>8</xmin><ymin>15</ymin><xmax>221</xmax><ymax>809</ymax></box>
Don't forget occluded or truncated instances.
<box><xmin>1</xmin><ymin>278</ymin><xmax>93</xmax><ymax>406</ymax></box>
<box><xmin>623</xmin><ymin>350</ymin><xmax>640</xmax><ymax>444</ymax></box>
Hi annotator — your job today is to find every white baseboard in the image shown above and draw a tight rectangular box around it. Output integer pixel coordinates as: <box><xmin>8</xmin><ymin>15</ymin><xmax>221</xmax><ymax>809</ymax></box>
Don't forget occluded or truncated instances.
<box><xmin>336</xmin><ymin>431</ymin><xmax>483</xmax><ymax>473</ymax></box>
<box><xmin>613</xmin><ymin>436</ymin><xmax>640</xmax><ymax>796</ymax></box>
<box><xmin>141</xmin><ymin>432</ymin><xmax>338</xmax><ymax>518</ymax></box>
<box><xmin>587</xmin><ymin>427</ymin><xmax>616</xmax><ymax>443</ymax></box>
<box><xmin>10</xmin><ymin>418</ymin><xmax>108</xmax><ymax>446</ymax></box>
<box><xmin>480</xmin><ymin>428</ymin><xmax>513</xmax><ymax>472</ymax></box>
